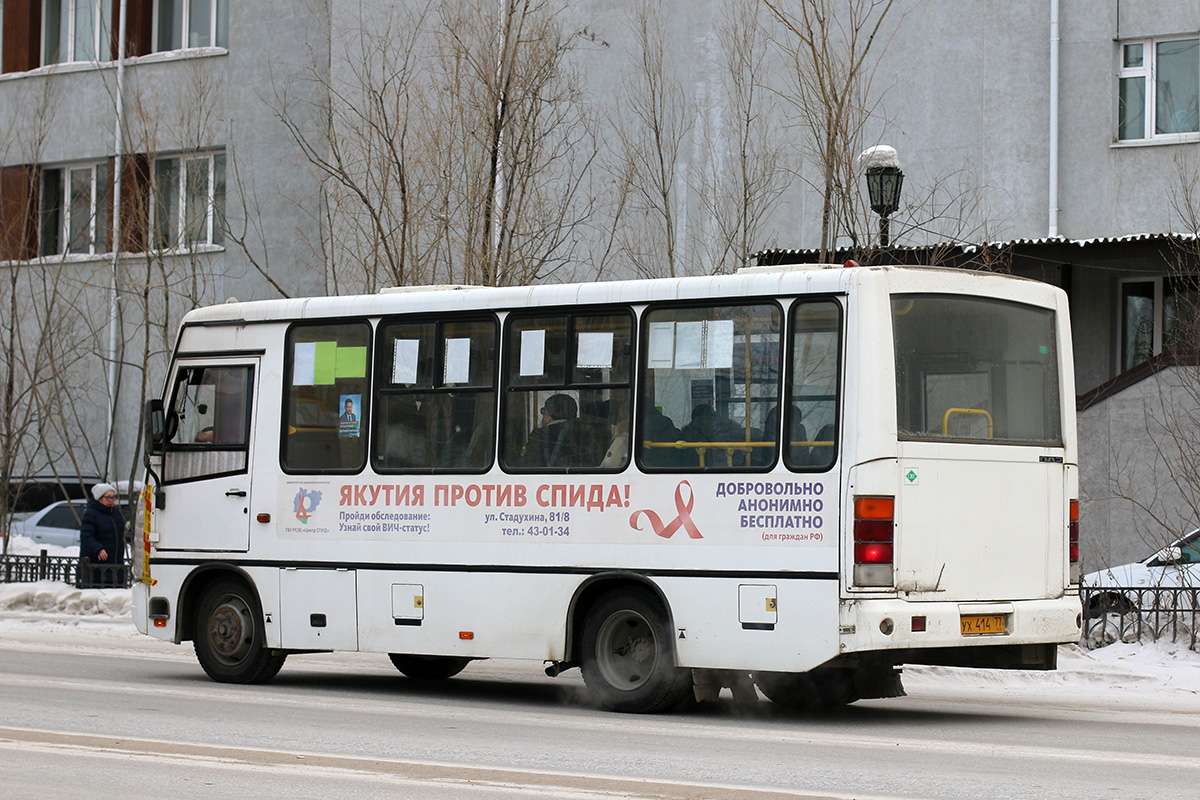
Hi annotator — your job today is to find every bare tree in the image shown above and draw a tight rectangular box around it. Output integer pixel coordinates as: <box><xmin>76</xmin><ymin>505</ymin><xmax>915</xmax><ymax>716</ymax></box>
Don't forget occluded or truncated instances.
<box><xmin>0</xmin><ymin>77</ymin><xmax>67</xmax><ymax>552</ymax></box>
<box><xmin>610</xmin><ymin>0</ymin><xmax>692</xmax><ymax>278</ymax></box>
<box><xmin>764</xmin><ymin>0</ymin><xmax>898</xmax><ymax>261</ymax></box>
<box><xmin>271</xmin><ymin>0</ymin><xmax>598</xmax><ymax>292</ymax></box>
<box><xmin>695</xmin><ymin>0</ymin><xmax>791</xmax><ymax>272</ymax></box>
<box><xmin>1085</xmin><ymin>159</ymin><xmax>1200</xmax><ymax>567</ymax></box>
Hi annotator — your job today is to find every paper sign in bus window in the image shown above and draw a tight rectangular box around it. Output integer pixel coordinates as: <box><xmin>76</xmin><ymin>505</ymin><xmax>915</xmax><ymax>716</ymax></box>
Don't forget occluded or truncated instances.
<box><xmin>707</xmin><ymin>319</ymin><xmax>734</xmax><ymax>369</ymax></box>
<box><xmin>576</xmin><ymin>332</ymin><xmax>614</xmax><ymax>369</ymax></box>
<box><xmin>647</xmin><ymin>322</ymin><xmax>675</xmax><ymax>369</ymax></box>
<box><xmin>444</xmin><ymin>338</ymin><xmax>471</xmax><ymax>384</ymax></box>
<box><xmin>339</xmin><ymin>394</ymin><xmax>361</xmax><ymax>438</ymax></box>
<box><xmin>674</xmin><ymin>322</ymin><xmax>704</xmax><ymax>369</ymax></box>
<box><xmin>293</xmin><ymin>342</ymin><xmax>317</xmax><ymax>385</ymax></box>
<box><xmin>392</xmin><ymin>339</ymin><xmax>420</xmax><ymax>384</ymax></box>
<box><xmin>520</xmin><ymin>329</ymin><xmax>546</xmax><ymax>377</ymax></box>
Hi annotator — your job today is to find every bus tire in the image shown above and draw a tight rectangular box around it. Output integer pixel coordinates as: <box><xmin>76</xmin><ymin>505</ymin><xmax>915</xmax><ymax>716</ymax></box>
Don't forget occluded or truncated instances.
<box><xmin>193</xmin><ymin>577</ymin><xmax>286</xmax><ymax>684</ymax></box>
<box><xmin>579</xmin><ymin>587</ymin><xmax>692</xmax><ymax>713</ymax></box>
<box><xmin>753</xmin><ymin>667</ymin><xmax>858</xmax><ymax>710</ymax></box>
<box><xmin>388</xmin><ymin>654</ymin><xmax>470</xmax><ymax>680</ymax></box>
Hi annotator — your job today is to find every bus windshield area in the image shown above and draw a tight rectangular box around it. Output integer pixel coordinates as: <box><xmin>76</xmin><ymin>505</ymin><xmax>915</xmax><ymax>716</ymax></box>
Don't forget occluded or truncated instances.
<box><xmin>892</xmin><ymin>294</ymin><xmax>1062</xmax><ymax>445</ymax></box>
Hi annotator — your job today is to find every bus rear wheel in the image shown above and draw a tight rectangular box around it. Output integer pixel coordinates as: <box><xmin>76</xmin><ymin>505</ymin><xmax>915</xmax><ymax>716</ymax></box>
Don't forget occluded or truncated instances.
<box><xmin>388</xmin><ymin>654</ymin><xmax>471</xmax><ymax>680</ymax></box>
<box><xmin>193</xmin><ymin>577</ymin><xmax>286</xmax><ymax>684</ymax></box>
<box><xmin>579</xmin><ymin>587</ymin><xmax>693</xmax><ymax>713</ymax></box>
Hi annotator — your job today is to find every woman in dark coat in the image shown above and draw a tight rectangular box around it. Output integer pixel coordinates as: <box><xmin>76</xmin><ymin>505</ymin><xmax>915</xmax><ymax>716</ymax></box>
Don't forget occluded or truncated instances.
<box><xmin>80</xmin><ymin>483</ymin><xmax>126</xmax><ymax>586</ymax></box>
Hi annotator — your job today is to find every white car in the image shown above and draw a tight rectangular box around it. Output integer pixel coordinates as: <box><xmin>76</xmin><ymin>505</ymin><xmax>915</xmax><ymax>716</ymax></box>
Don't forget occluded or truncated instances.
<box><xmin>10</xmin><ymin>499</ymin><xmax>89</xmax><ymax>548</ymax></box>
<box><xmin>1083</xmin><ymin>528</ymin><xmax>1200</xmax><ymax>617</ymax></box>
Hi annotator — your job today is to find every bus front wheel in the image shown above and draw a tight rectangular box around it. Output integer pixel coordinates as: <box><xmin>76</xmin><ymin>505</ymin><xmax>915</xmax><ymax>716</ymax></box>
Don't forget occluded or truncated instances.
<box><xmin>579</xmin><ymin>587</ymin><xmax>693</xmax><ymax>713</ymax></box>
<box><xmin>388</xmin><ymin>654</ymin><xmax>471</xmax><ymax>680</ymax></box>
<box><xmin>193</xmin><ymin>577</ymin><xmax>286</xmax><ymax>684</ymax></box>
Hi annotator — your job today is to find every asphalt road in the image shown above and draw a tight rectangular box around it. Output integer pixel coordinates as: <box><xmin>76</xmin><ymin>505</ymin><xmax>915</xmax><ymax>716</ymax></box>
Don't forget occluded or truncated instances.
<box><xmin>1</xmin><ymin>616</ymin><xmax>1198</xmax><ymax>800</ymax></box>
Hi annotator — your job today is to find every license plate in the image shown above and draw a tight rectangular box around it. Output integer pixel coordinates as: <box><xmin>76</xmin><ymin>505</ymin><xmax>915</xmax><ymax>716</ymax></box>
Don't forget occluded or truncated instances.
<box><xmin>960</xmin><ymin>614</ymin><xmax>1007</xmax><ymax>635</ymax></box>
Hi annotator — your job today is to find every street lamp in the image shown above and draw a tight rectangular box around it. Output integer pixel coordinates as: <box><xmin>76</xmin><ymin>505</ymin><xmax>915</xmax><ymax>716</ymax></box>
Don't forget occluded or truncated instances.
<box><xmin>860</xmin><ymin>146</ymin><xmax>904</xmax><ymax>248</ymax></box>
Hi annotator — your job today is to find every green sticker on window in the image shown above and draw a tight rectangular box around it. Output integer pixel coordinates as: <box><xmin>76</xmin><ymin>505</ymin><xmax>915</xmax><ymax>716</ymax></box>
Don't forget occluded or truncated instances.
<box><xmin>313</xmin><ymin>341</ymin><xmax>338</xmax><ymax>385</ymax></box>
<box><xmin>335</xmin><ymin>346</ymin><xmax>368</xmax><ymax>379</ymax></box>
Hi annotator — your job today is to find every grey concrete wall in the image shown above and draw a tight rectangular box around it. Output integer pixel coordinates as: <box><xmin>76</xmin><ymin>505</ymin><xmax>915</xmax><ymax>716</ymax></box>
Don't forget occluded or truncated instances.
<box><xmin>1079</xmin><ymin>365</ymin><xmax>1200</xmax><ymax>570</ymax></box>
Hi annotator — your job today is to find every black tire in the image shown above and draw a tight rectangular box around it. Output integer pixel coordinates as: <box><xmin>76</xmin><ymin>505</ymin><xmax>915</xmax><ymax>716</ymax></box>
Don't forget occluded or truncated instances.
<box><xmin>754</xmin><ymin>666</ymin><xmax>858</xmax><ymax>710</ymax></box>
<box><xmin>193</xmin><ymin>577</ymin><xmax>286</xmax><ymax>684</ymax></box>
<box><xmin>388</xmin><ymin>653</ymin><xmax>471</xmax><ymax>680</ymax></box>
<box><xmin>579</xmin><ymin>586</ymin><xmax>693</xmax><ymax>713</ymax></box>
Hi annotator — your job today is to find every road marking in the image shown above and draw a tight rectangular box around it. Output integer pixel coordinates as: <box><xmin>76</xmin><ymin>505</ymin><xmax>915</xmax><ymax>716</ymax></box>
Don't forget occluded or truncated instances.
<box><xmin>0</xmin><ymin>726</ymin><xmax>902</xmax><ymax>800</ymax></box>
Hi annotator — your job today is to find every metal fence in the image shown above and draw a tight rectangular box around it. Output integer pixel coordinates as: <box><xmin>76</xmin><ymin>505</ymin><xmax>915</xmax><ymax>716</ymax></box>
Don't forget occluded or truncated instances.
<box><xmin>1081</xmin><ymin>585</ymin><xmax>1199</xmax><ymax>651</ymax></box>
<box><xmin>0</xmin><ymin>551</ymin><xmax>132</xmax><ymax>589</ymax></box>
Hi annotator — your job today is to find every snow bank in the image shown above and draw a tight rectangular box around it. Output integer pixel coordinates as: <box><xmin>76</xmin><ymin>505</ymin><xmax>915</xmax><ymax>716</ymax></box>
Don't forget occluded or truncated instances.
<box><xmin>5</xmin><ymin>532</ymin><xmax>80</xmax><ymax>557</ymax></box>
<box><xmin>0</xmin><ymin>580</ymin><xmax>131</xmax><ymax>617</ymax></box>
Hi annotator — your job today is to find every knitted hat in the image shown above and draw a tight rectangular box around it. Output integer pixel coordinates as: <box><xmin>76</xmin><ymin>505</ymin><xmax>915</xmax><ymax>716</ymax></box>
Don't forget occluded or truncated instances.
<box><xmin>91</xmin><ymin>483</ymin><xmax>117</xmax><ymax>501</ymax></box>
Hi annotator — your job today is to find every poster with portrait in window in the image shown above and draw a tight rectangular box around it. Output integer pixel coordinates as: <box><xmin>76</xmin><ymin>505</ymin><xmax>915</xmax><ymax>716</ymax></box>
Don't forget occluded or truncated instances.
<box><xmin>339</xmin><ymin>394</ymin><xmax>361</xmax><ymax>438</ymax></box>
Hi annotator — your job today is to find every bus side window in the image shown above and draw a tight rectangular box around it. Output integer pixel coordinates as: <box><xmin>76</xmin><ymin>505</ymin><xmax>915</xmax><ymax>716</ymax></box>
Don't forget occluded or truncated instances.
<box><xmin>501</xmin><ymin>311</ymin><xmax>632</xmax><ymax>472</ymax></box>
<box><xmin>788</xmin><ymin>300</ymin><xmax>841</xmax><ymax>471</ymax></box>
<box><xmin>282</xmin><ymin>321</ymin><xmax>372</xmax><ymax>473</ymax></box>
<box><xmin>373</xmin><ymin>317</ymin><xmax>497</xmax><ymax>472</ymax></box>
<box><xmin>638</xmin><ymin>303</ymin><xmax>782</xmax><ymax>471</ymax></box>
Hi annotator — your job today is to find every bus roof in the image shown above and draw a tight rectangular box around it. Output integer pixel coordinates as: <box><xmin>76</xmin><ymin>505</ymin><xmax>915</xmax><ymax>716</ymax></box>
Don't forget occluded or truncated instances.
<box><xmin>181</xmin><ymin>264</ymin><xmax>1058</xmax><ymax>327</ymax></box>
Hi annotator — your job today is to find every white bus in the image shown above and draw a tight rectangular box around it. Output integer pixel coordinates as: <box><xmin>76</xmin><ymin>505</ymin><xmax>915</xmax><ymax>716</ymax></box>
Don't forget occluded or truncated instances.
<box><xmin>134</xmin><ymin>264</ymin><xmax>1082</xmax><ymax>713</ymax></box>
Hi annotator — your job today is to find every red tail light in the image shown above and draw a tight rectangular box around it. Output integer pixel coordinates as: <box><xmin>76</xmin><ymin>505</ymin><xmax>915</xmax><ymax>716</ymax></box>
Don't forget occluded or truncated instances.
<box><xmin>854</xmin><ymin>496</ymin><xmax>894</xmax><ymax>587</ymax></box>
<box><xmin>1068</xmin><ymin>499</ymin><xmax>1081</xmax><ymax>584</ymax></box>
<box><xmin>1068</xmin><ymin>500</ymin><xmax>1080</xmax><ymax>564</ymax></box>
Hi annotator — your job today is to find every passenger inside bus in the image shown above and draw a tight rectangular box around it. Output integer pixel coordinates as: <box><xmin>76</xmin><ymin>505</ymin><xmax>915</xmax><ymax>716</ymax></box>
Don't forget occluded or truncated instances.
<box><xmin>599</xmin><ymin>396</ymin><xmax>630</xmax><ymax>469</ymax></box>
<box><xmin>518</xmin><ymin>394</ymin><xmax>578</xmax><ymax>467</ymax></box>
<box><xmin>640</xmin><ymin>407</ymin><xmax>681</xmax><ymax>467</ymax></box>
<box><xmin>680</xmin><ymin>404</ymin><xmax>747</xmax><ymax>467</ymax></box>
<box><xmin>761</xmin><ymin>404</ymin><xmax>807</xmax><ymax>466</ymax></box>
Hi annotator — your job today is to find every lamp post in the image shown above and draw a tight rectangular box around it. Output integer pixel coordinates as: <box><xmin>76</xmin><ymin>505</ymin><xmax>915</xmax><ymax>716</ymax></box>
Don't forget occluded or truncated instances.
<box><xmin>860</xmin><ymin>146</ymin><xmax>904</xmax><ymax>248</ymax></box>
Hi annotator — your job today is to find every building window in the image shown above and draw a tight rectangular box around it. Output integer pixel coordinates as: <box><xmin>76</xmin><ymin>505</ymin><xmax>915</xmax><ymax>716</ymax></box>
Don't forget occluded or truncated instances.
<box><xmin>1119</xmin><ymin>276</ymin><xmax>1200</xmax><ymax>371</ymax></box>
<box><xmin>39</xmin><ymin>162</ymin><xmax>110</xmax><ymax>256</ymax></box>
<box><xmin>1118</xmin><ymin>38</ymin><xmax>1199</xmax><ymax>141</ymax></box>
<box><xmin>153</xmin><ymin>0</ymin><xmax>226</xmax><ymax>52</ymax></box>
<box><xmin>152</xmin><ymin>151</ymin><xmax>225</xmax><ymax>250</ymax></box>
<box><xmin>42</xmin><ymin>0</ymin><xmax>113</xmax><ymax>64</ymax></box>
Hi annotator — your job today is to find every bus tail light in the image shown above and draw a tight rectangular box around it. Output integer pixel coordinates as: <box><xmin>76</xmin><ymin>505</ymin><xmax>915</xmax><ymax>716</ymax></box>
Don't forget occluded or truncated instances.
<box><xmin>1069</xmin><ymin>499</ymin><xmax>1081</xmax><ymax>584</ymax></box>
<box><xmin>854</xmin><ymin>495</ymin><xmax>894</xmax><ymax>587</ymax></box>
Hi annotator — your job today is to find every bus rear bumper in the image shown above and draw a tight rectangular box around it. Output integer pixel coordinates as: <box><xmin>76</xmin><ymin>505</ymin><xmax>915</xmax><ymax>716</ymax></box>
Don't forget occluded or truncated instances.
<box><xmin>839</xmin><ymin>595</ymin><xmax>1082</xmax><ymax>669</ymax></box>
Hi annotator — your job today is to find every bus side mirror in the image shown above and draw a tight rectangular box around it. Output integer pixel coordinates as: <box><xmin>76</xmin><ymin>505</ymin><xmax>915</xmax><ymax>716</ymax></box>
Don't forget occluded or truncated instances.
<box><xmin>145</xmin><ymin>399</ymin><xmax>165</xmax><ymax>456</ymax></box>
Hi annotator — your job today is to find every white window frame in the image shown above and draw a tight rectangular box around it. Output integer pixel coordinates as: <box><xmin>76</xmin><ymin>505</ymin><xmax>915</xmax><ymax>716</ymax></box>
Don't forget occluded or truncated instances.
<box><xmin>152</xmin><ymin>151</ymin><xmax>225</xmax><ymax>252</ymax></box>
<box><xmin>40</xmin><ymin>161</ymin><xmax>110</xmax><ymax>257</ymax></box>
<box><xmin>41</xmin><ymin>0</ymin><xmax>113</xmax><ymax>65</ymax></box>
<box><xmin>1116</xmin><ymin>36</ymin><xmax>1200</xmax><ymax>143</ymax></box>
<box><xmin>152</xmin><ymin>0</ymin><xmax>228</xmax><ymax>53</ymax></box>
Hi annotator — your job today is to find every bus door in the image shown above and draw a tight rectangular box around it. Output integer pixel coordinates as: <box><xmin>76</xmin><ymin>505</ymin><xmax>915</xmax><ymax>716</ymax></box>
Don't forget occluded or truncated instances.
<box><xmin>889</xmin><ymin>294</ymin><xmax>1068</xmax><ymax>602</ymax></box>
<box><xmin>156</xmin><ymin>357</ymin><xmax>258</xmax><ymax>552</ymax></box>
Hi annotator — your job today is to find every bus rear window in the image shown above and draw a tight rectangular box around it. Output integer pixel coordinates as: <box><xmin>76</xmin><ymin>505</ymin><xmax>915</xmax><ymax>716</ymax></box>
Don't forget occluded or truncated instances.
<box><xmin>892</xmin><ymin>294</ymin><xmax>1062</xmax><ymax>445</ymax></box>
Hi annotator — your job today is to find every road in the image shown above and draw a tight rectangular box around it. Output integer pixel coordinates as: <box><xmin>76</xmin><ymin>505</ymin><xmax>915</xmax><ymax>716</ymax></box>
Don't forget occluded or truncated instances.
<box><xmin>1</xmin><ymin>614</ymin><xmax>1198</xmax><ymax>800</ymax></box>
